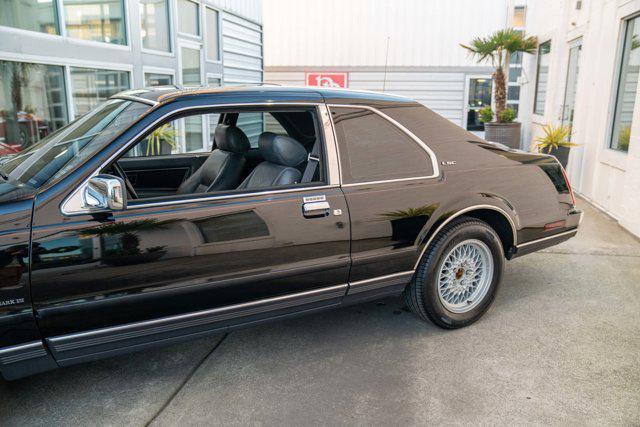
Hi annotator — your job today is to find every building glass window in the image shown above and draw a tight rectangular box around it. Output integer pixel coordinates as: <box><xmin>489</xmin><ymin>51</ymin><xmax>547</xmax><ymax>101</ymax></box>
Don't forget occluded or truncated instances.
<box><xmin>70</xmin><ymin>67</ymin><xmax>130</xmax><ymax>116</ymax></box>
<box><xmin>0</xmin><ymin>0</ymin><xmax>59</xmax><ymax>34</ymax></box>
<box><xmin>64</xmin><ymin>0</ymin><xmax>126</xmax><ymax>45</ymax></box>
<box><xmin>181</xmin><ymin>46</ymin><xmax>201</xmax><ymax>85</ymax></box>
<box><xmin>512</xmin><ymin>6</ymin><xmax>526</xmax><ymax>28</ymax></box>
<box><xmin>140</xmin><ymin>0</ymin><xmax>170</xmax><ymax>52</ymax></box>
<box><xmin>534</xmin><ymin>41</ymin><xmax>551</xmax><ymax>115</ymax></box>
<box><xmin>0</xmin><ymin>60</ymin><xmax>68</xmax><ymax>152</ymax></box>
<box><xmin>610</xmin><ymin>16</ymin><xmax>640</xmax><ymax>152</ymax></box>
<box><xmin>205</xmin><ymin>7</ymin><xmax>220</xmax><ymax>61</ymax></box>
<box><xmin>177</xmin><ymin>0</ymin><xmax>199</xmax><ymax>36</ymax></box>
<box><xmin>145</xmin><ymin>72</ymin><xmax>173</xmax><ymax>86</ymax></box>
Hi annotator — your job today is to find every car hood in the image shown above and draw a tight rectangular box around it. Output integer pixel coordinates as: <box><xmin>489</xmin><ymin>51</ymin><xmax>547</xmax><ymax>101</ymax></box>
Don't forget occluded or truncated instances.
<box><xmin>0</xmin><ymin>181</ymin><xmax>37</xmax><ymax>205</ymax></box>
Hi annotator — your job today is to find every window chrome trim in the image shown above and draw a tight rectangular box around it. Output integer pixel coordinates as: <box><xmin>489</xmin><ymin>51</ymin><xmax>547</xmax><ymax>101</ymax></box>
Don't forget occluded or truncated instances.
<box><xmin>413</xmin><ymin>204</ymin><xmax>518</xmax><ymax>270</ymax></box>
<box><xmin>127</xmin><ymin>185</ymin><xmax>340</xmax><ymax>210</ymax></box>
<box><xmin>326</xmin><ymin>103</ymin><xmax>440</xmax><ymax>187</ymax></box>
<box><xmin>61</xmin><ymin>102</ymin><xmax>333</xmax><ymax>215</ymax></box>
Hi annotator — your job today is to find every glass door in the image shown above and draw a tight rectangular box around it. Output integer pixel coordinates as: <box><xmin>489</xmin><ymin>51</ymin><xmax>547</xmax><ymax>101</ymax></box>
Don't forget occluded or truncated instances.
<box><xmin>465</xmin><ymin>76</ymin><xmax>492</xmax><ymax>132</ymax></box>
<box><xmin>561</xmin><ymin>41</ymin><xmax>582</xmax><ymax>140</ymax></box>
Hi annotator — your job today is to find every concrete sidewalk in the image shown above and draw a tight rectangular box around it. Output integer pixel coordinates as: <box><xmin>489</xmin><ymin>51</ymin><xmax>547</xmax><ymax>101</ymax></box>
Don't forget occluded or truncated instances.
<box><xmin>2</xmin><ymin>198</ymin><xmax>639</xmax><ymax>425</ymax></box>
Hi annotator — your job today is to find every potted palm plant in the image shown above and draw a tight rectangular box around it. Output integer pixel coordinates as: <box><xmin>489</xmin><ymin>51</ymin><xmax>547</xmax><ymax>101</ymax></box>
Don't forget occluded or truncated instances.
<box><xmin>461</xmin><ymin>29</ymin><xmax>537</xmax><ymax>148</ymax></box>
<box><xmin>534</xmin><ymin>123</ymin><xmax>579</xmax><ymax>168</ymax></box>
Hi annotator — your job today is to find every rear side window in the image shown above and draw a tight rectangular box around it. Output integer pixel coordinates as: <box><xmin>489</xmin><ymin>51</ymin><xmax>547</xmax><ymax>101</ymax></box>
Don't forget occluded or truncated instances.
<box><xmin>331</xmin><ymin>107</ymin><xmax>434</xmax><ymax>184</ymax></box>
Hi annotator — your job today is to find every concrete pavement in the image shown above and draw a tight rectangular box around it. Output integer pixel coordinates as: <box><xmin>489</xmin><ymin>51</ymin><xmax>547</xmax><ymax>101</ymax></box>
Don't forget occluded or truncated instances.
<box><xmin>2</xmin><ymin>198</ymin><xmax>639</xmax><ymax>425</ymax></box>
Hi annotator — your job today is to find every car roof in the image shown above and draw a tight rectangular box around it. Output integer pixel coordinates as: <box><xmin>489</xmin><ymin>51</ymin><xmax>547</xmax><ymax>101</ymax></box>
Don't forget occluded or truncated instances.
<box><xmin>110</xmin><ymin>85</ymin><xmax>417</xmax><ymax>108</ymax></box>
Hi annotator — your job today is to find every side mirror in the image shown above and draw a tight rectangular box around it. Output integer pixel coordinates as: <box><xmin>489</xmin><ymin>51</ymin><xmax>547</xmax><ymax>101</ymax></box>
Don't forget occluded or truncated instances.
<box><xmin>82</xmin><ymin>174</ymin><xmax>126</xmax><ymax>212</ymax></box>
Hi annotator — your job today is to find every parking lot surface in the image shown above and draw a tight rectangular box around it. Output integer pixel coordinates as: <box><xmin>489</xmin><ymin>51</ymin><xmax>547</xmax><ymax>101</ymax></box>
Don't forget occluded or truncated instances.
<box><xmin>1</xmin><ymin>198</ymin><xmax>639</xmax><ymax>425</ymax></box>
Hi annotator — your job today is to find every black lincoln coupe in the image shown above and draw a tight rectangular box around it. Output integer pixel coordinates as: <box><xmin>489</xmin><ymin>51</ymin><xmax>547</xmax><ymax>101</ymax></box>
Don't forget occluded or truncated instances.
<box><xmin>0</xmin><ymin>86</ymin><xmax>582</xmax><ymax>380</ymax></box>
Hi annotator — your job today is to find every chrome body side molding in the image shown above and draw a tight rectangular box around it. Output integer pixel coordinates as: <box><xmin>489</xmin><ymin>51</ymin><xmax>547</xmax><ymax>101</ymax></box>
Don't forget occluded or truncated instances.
<box><xmin>0</xmin><ymin>341</ymin><xmax>58</xmax><ymax>380</ymax></box>
<box><xmin>516</xmin><ymin>229</ymin><xmax>578</xmax><ymax>249</ymax></box>
<box><xmin>47</xmin><ymin>284</ymin><xmax>348</xmax><ymax>363</ymax></box>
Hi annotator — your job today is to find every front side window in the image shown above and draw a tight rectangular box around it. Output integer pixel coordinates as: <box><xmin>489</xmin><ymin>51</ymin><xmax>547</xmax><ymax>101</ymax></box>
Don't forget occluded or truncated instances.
<box><xmin>70</xmin><ymin>67</ymin><xmax>131</xmax><ymax>116</ymax></box>
<box><xmin>205</xmin><ymin>7</ymin><xmax>220</xmax><ymax>61</ymax></box>
<box><xmin>140</xmin><ymin>0</ymin><xmax>171</xmax><ymax>52</ymax></box>
<box><xmin>177</xmin><ymin>0</ymin><xmax>199</xmax><ymax>36</ymax></box>
<box><xmin>0</xmin><ymin>99</ymin><xmax>148</xmax><ymax>189</ymax></box>
<box><xmin>114</xmin><ymin>108</ymin><xmax>323</xmax><ymax>201</ymax></box>
<box><xmin>610</xmin><ymin>15</ymin><xmax>640</xmax><ymax>152</ymax></box>
<box><xmin>0</xmin><ymin>0</ymin><xmax>59</xmax><ymax>34</ymax></box>
<box><xmin>181</xmin><ymin>47</ymin><xmax>201</xmax><ymax>85</ymax></box>
<box><xmin>331</xmin><ymin>107</ymin><xmax>434</xmax><ymax>184</ymax></box>
<box><xmin>534</xmin><ymin>41</ymin><xmax>551</xmax><ymax>115</ymax></box>
<box><xmin>64</xmin><ymin>0</ymin><xmax>126</xmax><ymax>45</ymax></box>
<box><xmin>0</xmin><ymin>60</ymin><xmax>69</xmax><ymax>153</ymax></box>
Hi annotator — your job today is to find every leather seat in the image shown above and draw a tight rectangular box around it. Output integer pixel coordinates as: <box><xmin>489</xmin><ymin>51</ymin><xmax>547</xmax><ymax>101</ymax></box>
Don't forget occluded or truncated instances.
<box><xmin>237</xmin><ymin>132</ymin><xmax>307</xmax><ymax>189</ymax></box>
<box><xmin>177</xmin><ymin>124</ymin><xmax>250</xmax><ymax>194</ymax></box>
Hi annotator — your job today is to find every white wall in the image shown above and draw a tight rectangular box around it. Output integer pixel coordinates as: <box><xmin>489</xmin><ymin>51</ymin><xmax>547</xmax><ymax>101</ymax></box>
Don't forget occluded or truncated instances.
<box><xmin>520</xmin><ymin>0</ymin><xmax>640</xmax><ymax>237</ymax></box>
<box><xmin>264</xmin><ymin>0</ymin><xmax>508</xmax><ymax>67</ymax></box>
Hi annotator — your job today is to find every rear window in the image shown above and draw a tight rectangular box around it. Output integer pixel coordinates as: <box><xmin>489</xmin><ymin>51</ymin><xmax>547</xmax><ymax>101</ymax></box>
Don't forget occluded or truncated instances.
<box><xmin>330</xmin><ymin>107</ymin><xmax>434</xmax><ymax>184</ymax></box>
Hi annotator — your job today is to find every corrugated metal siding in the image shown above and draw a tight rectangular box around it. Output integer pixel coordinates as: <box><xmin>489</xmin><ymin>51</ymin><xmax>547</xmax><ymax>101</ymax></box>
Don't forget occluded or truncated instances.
<box><xmin>265</xmin><ymin>69</ymin><xmax>469</xmax><ymax>125</ymax></box>
<box><xmin>209</xmin><ymin>0</ymin><xmax>262</xmax><ymax>24</ymax></box>
<box><xmin>219</xmin><ymin>9</ymin><xmax>264</xmax><ymax>144</ymax></box>
<box><xmin>222</xmin><ymin>12</ymin><xmax>263</xmax><ymax>85</ymax></box>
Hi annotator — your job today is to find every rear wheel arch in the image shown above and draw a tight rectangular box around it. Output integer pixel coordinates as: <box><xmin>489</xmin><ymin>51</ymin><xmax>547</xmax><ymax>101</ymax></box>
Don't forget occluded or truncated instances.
<box><xmin>415</xmin><ymin>204</ymin><xmax>517</xmax><ymax>266</ymax></box>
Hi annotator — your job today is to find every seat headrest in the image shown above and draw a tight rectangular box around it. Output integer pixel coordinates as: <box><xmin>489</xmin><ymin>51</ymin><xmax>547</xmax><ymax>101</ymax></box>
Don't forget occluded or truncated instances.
<box><xmin>215</xmin><ymin>124</ymin><xmax>250</xmax><ymax>153</ymax></box>
<box><xmin>258</xmin><ymin>132</ymin><xmax>307</xmax><ymax>167</ymax></box>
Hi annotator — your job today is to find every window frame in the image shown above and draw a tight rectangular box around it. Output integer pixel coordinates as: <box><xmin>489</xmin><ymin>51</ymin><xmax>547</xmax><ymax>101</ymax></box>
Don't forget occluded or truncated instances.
<box><xmin>204</xmin><ymin>6</ymin><xmax>222</xmax><ymax>63</ymax></box>
<box><xmin>143</xmin><ymin>66</ymin><xmax>176</xmax><ymax>87</ymax></box>
<box><xmin>87</xmin><ymin>103</ymin><xmax>337</xmax><ymax>211</ymax></box>
<box><xmin>607</xmin><ymin>13</ymin><xmax>640</xmax><ymax>153</ymax></box>
<box><xmin>178</xmin><ymin>40</ymin><xmax>203</xmax><ymax>86</ymax></box>
<box><xmin>139</xmin><ymin>0</ymin><xmax>173</xmax><ymax>55</ymax></box>
<box><xmin>62</xmin><ymin>0</ymin><xmax>129</xmax><ymax>47</ymax></box>
<box><xmin>327</xmin><ymin>104</ymin><xmax>440</xmax><ymax>186</ymax></box>
<box><xmin>533</xmin><ymin>40</ymin><xmax>551</xmax><ymax>116</ymax></box>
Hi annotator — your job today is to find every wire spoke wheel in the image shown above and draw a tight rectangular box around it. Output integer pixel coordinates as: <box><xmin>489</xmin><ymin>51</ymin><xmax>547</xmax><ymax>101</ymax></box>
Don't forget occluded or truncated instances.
<box><xmin>437</xmin><ymin>239</ymin><xmax>494</xmax><ymax>314</ymax></box>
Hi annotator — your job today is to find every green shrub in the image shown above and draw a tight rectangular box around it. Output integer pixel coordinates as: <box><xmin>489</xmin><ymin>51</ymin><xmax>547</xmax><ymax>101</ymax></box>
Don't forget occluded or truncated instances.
<box><xmin>498</xmin><ymin>107</ymin><xmax>516</xmax><ymax>123</ymax></box>
<box><xmin>618</xmin><ymin>126</ymin><xmax>631</xmax><ymax>151</ymax></box>
<box><xmin>478</xmin><ymin>107</ymin><xmax>493</xmax><ymax>123</ymax></box>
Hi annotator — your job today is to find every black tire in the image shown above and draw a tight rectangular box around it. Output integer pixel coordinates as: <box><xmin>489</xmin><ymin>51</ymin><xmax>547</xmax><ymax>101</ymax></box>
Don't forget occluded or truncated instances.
<box><xmin>404</xmin><ymin>216</ymin><xmax>504</xmax><ymax>329</ymax></box>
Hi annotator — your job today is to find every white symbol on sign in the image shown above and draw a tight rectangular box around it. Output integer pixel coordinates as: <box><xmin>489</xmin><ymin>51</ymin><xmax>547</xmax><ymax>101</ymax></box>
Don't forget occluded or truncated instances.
<box><xmin>315</xmin><ymin>76</ymin><xmax>341</xmax><ymax>87</ymax></box>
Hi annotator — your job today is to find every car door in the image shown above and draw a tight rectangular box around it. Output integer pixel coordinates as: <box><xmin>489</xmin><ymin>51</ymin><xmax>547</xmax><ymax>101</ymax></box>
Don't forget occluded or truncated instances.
<box><xmin>29</xmin><ymin>102</ymin><xmax>350</xmax><ymax>365</ymax></box>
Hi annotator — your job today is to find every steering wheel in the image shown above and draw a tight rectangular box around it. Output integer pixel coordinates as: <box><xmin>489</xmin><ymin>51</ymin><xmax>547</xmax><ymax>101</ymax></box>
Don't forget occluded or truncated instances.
<box><xmin>112</xmin><ymin>162</ymin><xmax>139</xmax><ymax>200</ymax></box>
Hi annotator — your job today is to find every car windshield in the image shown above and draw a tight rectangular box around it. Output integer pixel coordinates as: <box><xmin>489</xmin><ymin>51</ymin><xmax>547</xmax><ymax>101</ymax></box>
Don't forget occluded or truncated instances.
<box><xmin>0</xmin><ymin>99</ymin><xmax>150</xmax><ymax>189</ymax></box>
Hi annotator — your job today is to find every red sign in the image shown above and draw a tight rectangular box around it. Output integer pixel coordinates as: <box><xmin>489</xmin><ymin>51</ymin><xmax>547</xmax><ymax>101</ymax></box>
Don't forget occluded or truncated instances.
<box><xmin>305</xmin><ymin>72</ymin><xmax>348</xmax><ymax>88</ymax></box>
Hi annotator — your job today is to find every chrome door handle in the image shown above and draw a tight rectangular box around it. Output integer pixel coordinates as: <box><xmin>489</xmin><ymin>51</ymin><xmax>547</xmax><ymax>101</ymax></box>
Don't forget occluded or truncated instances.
<box><xmin>303</xmin><ymin>201</ymin><xmax>331</xmax><ymax>218</ymax></box>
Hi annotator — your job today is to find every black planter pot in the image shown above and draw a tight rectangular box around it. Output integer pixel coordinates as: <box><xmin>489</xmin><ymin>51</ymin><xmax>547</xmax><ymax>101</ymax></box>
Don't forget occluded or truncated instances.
<box><xmin>484</xmin><ymin>122</ymin><xmax>522</xmax><ymax>149</ymax></box>
<box><xmin>547</xmin><ymin>146</ymin><xmax>570</xmax><ymax>168</ymax></box>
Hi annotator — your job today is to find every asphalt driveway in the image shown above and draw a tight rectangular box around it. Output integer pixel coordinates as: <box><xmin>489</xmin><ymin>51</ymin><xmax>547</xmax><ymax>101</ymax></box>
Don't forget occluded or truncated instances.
<box><xmin>2</xmin><ymin>198</ymin><xmax>639</xmax><ymax>425</ymax></box>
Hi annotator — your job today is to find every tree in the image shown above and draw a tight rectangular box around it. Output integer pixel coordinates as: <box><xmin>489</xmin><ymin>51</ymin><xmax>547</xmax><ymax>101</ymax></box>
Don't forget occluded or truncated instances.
<box><xmin>461</xmin><ymin>29</ymin><xmax>537</xmax><ymax>122</ymax></box>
